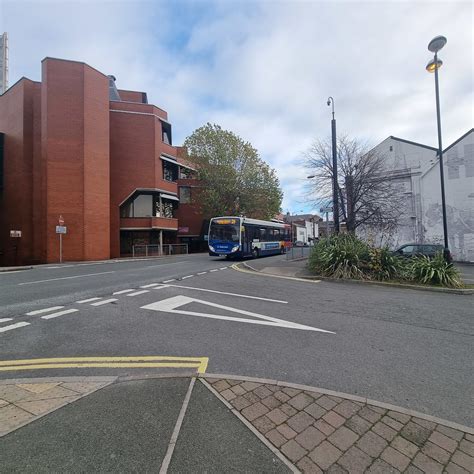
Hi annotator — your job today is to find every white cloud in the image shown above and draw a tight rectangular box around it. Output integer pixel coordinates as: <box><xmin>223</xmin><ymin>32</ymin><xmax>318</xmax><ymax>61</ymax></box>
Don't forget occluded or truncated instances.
<box><xmin>2</xmin><ymin>0</ymin><xmax>472</xmax><ymax>214</ymax></box>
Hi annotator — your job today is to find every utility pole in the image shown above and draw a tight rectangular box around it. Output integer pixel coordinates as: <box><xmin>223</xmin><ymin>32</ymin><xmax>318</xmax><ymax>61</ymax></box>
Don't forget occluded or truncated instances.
<box><xmin>327</xmin><ymin>97</ymin><xmax>339</xmax><ymax>234</ymax></box>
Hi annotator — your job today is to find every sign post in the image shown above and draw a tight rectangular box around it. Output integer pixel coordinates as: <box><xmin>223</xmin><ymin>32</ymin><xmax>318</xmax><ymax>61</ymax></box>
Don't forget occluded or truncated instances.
<box><xmin>56</xmin><ymin>216</ymin><xmax>66</xmax><ymax>263</ymax></box>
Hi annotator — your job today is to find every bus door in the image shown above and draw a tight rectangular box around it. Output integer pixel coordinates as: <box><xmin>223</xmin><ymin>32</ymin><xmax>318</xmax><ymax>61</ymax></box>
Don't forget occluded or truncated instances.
<box><xmin>241</xmin><ymin>224</ymin><xmax>250</xmax><ymax>256</ymax></box>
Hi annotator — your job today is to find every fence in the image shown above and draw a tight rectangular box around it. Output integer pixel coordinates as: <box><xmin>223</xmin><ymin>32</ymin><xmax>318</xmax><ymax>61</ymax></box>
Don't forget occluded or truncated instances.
<box><xmin>286</xmin><ymin>245</ymin><xmax>312</xmax><ymax>260</ymax></box>
<box><xmin>132</xmin><ymin>244</ymin><xmax>188</xmax><ymax>258</ymax></box>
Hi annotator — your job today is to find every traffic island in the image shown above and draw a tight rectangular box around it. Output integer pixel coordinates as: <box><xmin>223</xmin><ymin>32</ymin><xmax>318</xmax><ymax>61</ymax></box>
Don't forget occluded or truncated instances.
<box><xmin>1</xmin><ymin>374</ymin><xmax>472</xmax><ymax>473</ymax></box>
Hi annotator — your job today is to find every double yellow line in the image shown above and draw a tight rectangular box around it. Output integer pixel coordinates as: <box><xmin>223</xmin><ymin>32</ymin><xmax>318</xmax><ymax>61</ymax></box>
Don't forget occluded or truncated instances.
<box><xmin>0</xmin><ymin>356</ymin><xmax>209</xmax><ymax>374</ymax></box>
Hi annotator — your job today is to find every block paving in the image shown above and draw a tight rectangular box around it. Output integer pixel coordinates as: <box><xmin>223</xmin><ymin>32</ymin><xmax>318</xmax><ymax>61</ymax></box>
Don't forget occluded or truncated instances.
<box><xmin>207</xmin><ymin>378</ymin><xmax>474</xmax><ymax>473</ymax></box>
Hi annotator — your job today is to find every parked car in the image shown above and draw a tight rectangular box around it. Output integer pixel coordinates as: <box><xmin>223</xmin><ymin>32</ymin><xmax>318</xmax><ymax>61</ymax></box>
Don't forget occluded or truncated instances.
<box><xmin>392</xmin><ymin>243</ymin><xmax>452</xmax><ymax>263</ymax></box>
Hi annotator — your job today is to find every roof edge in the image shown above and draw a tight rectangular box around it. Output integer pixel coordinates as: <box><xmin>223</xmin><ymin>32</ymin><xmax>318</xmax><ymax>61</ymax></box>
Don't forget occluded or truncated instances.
<box><xmin>388</xmin><ymin>136</ymin><xmax>438</xmax><ymax>151</ymax></box>
<box><xmin>443</xmin><ymin>129</ymin><xmax>474</xmax><ymax>154</ymax></box>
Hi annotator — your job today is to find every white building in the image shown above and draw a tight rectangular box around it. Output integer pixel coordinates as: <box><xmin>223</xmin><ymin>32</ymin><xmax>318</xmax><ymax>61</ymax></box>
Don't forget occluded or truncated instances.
<box><xmin>361</xmin><ymin>129</ymin><xmax>474</xmax><ymax>262</ymax></box>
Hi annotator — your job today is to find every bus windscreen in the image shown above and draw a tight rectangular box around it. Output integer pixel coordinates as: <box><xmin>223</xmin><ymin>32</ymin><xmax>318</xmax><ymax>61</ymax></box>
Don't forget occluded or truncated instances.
<box><xmin>209</xmin><ymin>220</ymin><xmax>240</xmax><ymax>243</ymax></box>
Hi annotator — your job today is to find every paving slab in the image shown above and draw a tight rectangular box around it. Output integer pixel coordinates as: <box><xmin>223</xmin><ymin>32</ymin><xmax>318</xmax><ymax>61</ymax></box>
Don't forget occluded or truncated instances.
<box><xmin>169</xmin><ymin>380</ymin><xmax>290</xmax><ymax>473</ymax></box>
<box><xmin>0</xmin><ymin>378</ymin><xmax>188</xmax><ymax>472</ymax></box>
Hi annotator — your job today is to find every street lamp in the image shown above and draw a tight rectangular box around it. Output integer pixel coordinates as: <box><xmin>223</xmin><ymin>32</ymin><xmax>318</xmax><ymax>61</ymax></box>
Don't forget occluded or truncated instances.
<box><xmin>327</xmin><ymin>97</ymin><xmax>339</xmax><ymax>234</ymax></box>
<box><xmin>426</xmin><ymin>35</ymin><xmax>449</xmax><ymax>260</ymax></box>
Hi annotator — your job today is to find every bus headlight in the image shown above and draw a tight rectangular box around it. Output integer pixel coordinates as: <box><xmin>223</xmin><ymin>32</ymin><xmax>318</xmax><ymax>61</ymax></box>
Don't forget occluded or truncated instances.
<box><xmin>231</xmin><ymin>245</ymin><xmax>239</xmax><ymax>253</ymax></box>
<box><xmin>209</xmin><ymin>245</ymin><xmax>215</xmax><ymax>252</ymax></box>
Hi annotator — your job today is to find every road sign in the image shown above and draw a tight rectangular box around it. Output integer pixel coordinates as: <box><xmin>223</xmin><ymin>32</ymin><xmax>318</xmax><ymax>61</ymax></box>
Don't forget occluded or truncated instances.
<box><xmin>56</xmin><ymin>226</ymin><xmax>67</xmax><ymax>234</ymax></box>
<box><xmin>10</xmin><ymin>230</ymin><xmax>22</xmax><ymax>238</ymax></box>
<box><xmin>58</xmin><ymin>215</ymin><xmax>65</xmax><ymax>226</ymax></box>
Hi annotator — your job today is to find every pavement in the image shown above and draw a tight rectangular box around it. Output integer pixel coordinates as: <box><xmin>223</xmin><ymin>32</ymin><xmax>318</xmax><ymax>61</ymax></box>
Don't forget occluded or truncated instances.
<box><xmin>1</xmin><ymin>374</ymin><xmax>472</xmax><ymax>473</ymax></box>
<box><xmin>1</xmin><ymin>253</ymin><xmax>473</xmax><ymax>471</ymax></box>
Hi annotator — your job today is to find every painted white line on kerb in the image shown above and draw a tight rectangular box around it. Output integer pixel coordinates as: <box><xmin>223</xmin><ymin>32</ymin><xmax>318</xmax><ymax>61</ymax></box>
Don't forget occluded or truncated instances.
<box><xmin>0</xmin><ymin>318</ymin><xmax>13</xmax><ymax>323</ymax></box>
<box><xmin>41</xmin><ymin>308</ymin><xmax>79</xmax><ymax>320</ymax></box>
<box><xmin>181</xmin><ymin>275</ymin><xmax>194</xmax><ymax>280</ymax></box>
<box><xmin>18</xmin><ymin>271</ymin><xmax>115</xmax><ymax>286</ymax></box>
<box><xmin>26</xmin><ymin>306</ymin><xmax>64</xmax><ymax>316</ymax></box>
<box><xmin>163</xmin><ymin>279</ymin><xmax>176</xmax><ymax>283</ymax></box>
<box><xmin>163</xmin><ymin>284</ymin><xmax>288</xmax><ymax>304</ymax></box>
<box><xmin>210</xmin><ymin>269</ymin><xmax>219</xmax><ymax>273</ymax></box>
<box><xmin>77</xmin><ymin>297</ymin><xmax>102</xmax><ymax>304</ymax></box>
<box><xmin>140</xmin><ymin>283</ymin><xmax>160</xmax><ymax>288</ymax></box>
<box><xmin>0</xmin><ymin>322</ymin><xmax>31</xmax><ymax>333</ymax></box>
<box><xmin>90</xmin><ymin>298</ymin><xmax>117</xmax><ymax>306</ymax></box>
<box><xmin>113</xmin><ymin>289</ymin><xmax>135</xmax><ymax>295</ymax></box>
<box><xmin>127</xmin><ymin>290</ymin><xmax>149</xmax><ymax>297</ymax></box>
<box><xmin>197</xmin><ymin>272</ymin><xmax>207</xmax><ymax>275</ymax></box>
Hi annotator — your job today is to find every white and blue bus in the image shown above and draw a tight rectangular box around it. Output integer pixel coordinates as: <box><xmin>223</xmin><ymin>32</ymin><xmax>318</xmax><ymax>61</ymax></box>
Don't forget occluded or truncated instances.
<box><xmin>208</xmin><ymin>216</ymin><xmax>291</xmax><ymax>258</ymax></box>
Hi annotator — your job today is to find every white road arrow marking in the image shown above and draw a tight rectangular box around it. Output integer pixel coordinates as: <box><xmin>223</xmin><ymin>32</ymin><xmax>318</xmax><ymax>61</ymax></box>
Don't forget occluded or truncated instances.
<box><xmin>141</xmin><ymin>296</ymin><xmax>334</xmax><ymax>334</ymax></box>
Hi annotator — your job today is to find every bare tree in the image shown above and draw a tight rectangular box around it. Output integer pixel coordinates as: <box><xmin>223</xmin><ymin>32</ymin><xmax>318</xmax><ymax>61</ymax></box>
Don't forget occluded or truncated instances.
<box><xmin>304</xmin><ymin>136</ymin><xmax>403</xmax><ymax>235</ymax></box>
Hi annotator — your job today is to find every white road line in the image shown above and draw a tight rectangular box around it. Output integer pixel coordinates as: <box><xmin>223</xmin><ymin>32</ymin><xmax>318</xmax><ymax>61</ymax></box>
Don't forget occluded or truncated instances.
<box><xmin>77</xmin><ymin>297</ymin><xmax>102</xmax><ymax>304</ymax></box>
<box><xmin>210</xmin><ymin>269</ymin><xmax>219</xmax><ymax>272</ymax></box>
<box><xmin>127</xmin><ymin>290</ymin><xmax>149</xmax><ymax>297</ymax></box>
<box><xmin>41</xmin><ymin>308</ymin><xmax>79</xmax><ymax>320</ymax></box>
<box><xmin>143</xmin><ymin>296</ymin><xmax>333</xmax><ymax>333</ymax></box>
<box><xmin>197</xmin><ymin>272</ymin><xmax>207</xmax><ymax>275</ymax></box>
<box><xmin>219</xmin><ymin>267</ymin><xmax>227</xmax><ymax>270</ymax></box>
<box><xmin>113</xmin><ymin>289</ymin><xmax>135</xmax><ymax>295</ymax></box>
<box><xmin>0</xmin><ymin>318</ymin><xmax>13</xmax><ymax>323</ymax></box>
<box><xmin>90</xmin><ymin>298</ymin><xmax>118</xmax><ymax>306</ymax></box>
<box><xmin>163</xmin><ymin>284</ymin><xmax>288</xmax><ymax>304</ymax></box>
<box><xmin>44</xmin><ymin>265</ymin><xmax>74</xmax><ymax>269</ymax></box>
<box><xmin>163</xmin><ymin>279</ymin><xmax>176</xmax><ymax>283</ymax></box>
<box><xmin>18</xmin><ymin>271</ymin><xmax>114</xmax><ymax>285</ymax></box>
<box><xmin>0</xmin><ymin>322</ymin><xmax>31</xmax><ymax>333</ymax></box>
<box><xmin>140</xmin><ymin>283</ymin><xmax>160</xmax><ymax>288</ymax></box>
<box><xmin>181</xmin><ymin>275</ymin><xmax>194</xmax><ymax>280</ymax></box>
<box><xmin>26</xmin><ymin>306</ymin><xmax>65</xmax><ymax>316</ymax></box>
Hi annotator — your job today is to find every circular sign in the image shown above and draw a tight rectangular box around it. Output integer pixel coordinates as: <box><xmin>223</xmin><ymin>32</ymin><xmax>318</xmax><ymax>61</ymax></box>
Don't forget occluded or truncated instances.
<box><xmin>58</xmin><ymin>215</ymin><xmax>65</xmax><ymax>225</ymax></box>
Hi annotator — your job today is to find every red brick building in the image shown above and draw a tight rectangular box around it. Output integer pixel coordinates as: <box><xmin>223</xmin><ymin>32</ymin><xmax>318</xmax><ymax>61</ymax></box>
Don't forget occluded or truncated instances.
<box><xmin>0</xmin><ymin>57</ymin><xmax>204</xmax><ymax>265</ymax></box>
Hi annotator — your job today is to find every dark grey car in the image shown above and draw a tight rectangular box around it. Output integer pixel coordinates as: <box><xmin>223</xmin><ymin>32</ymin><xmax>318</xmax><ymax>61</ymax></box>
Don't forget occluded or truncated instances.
<box><xmin>393</xmin><ymin>243</ymin><xmax>452</xmax><ymax>263</ymax></box>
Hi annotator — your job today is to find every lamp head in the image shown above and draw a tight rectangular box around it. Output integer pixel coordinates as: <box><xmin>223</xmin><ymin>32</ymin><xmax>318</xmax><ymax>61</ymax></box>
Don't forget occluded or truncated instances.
<box><xmin>426</xmin><ymin>58</ymin><xmax>443</xmax><ymax>73</ymax></box>
<box><xmin>327</xmin><ymin>99</ymin><xmax>331</xmax><ymax>106</ymax></box>
<box><xmin>428</xmin><ymin>35</ymin><xmax>447</xmax><ymax>53</ymax></box>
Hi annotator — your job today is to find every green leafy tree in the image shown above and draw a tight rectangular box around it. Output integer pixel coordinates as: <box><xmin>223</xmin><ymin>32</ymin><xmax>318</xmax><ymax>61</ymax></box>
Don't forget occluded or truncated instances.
<box><xmin>183</xmin><ymin>123</ymin><xmax>282</xmax><ymax>219</ymax></box>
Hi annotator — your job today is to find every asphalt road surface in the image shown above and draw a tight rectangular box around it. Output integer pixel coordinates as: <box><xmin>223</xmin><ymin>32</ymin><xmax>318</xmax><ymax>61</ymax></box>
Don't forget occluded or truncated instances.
<box><xmin>0</xmin><ymin>254</ymin><xmax>472</xmax><ymax>426</ymax></box>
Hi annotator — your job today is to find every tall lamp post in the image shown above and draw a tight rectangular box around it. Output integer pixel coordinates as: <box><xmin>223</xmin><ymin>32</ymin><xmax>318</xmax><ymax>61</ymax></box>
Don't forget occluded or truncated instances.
<box><xmin>426</xmin><ymin>35</ymin><xmax>449</xmax><ymax>260</ymax></box>
<box><xmin>327</xmin><ymin>97</ymin><xmax>339</xmax><ymax>234</ymax></box>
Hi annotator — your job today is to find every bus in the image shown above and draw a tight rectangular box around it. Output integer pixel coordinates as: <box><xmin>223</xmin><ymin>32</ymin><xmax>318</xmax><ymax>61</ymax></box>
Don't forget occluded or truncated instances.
<box><xmin>208</xmin><ymin>216</ymin><xmax>291</xmax><ymax>258</ymax></box>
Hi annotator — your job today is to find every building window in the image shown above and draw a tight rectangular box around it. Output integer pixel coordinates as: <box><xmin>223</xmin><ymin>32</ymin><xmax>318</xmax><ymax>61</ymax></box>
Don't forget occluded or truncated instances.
<box><xmin>120</xmin><ymin>193</ymin><xmax>153</xmax><ymax>217</ymax></box>
<box><xmin>180</xmin><ymin>186</ymin><xmax>191</xmax><ymax>204</ymax></box>
<box><xmin>154</xmin><ymin>197</ymin><xmax>176</xmax><ymax>218</ymax></box>
<box><xmin>163</xmin><ymin>161</ymin><xmax>178</xmax><ymax>182</ymax></box>
<box><xmin>162</xmin><ymin>122</ymin><xmax>172</xmax><ymax>145</ymax></box>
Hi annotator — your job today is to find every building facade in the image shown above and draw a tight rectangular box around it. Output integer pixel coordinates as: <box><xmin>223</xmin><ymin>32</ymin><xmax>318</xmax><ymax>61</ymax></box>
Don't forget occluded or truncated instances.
<box><xmin>0</xmin><ymin>57</ymin><xmax>196</xmax><ymax>265</ymax></box>
<box><xmin>360</xmin><ymin>130</ymin><xmax>474</xmax><ymax>262</ymax></box>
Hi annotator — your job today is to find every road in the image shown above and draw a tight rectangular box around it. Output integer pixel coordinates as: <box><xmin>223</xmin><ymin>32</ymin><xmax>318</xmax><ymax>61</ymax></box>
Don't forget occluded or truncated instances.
<box><xmin>0</xmin><ymin>253</ymin><xmax>472</xmax><ymax>426</ymax></box>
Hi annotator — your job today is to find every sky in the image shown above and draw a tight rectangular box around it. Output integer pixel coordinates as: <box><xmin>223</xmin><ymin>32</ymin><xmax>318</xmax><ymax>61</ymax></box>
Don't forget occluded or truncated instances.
<box><xmin>1</xmin><ymin>0</ymin><xmax>473</xmax><ymax>215</ymax></box>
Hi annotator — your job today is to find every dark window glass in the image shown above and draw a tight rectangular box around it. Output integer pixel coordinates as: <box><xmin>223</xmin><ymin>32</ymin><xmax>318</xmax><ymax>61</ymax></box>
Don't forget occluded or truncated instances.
<box><xmin>162</xmin><ymin>122</ymin><xmax>172</xmax><ymax>145</ymax></box>
<box><xmin>163</xmin><ymin>161</ymin><xmax>178</xmax><ymax>182</ymax></box>
<box><xmin>209</xmin><ymin>223</ymin><xmax>240</xmax><ymax>243</ymax></box>
<box><xmin>180</xmin><ymin>186</ymin><xmax>191</xmax><ymax>204</ymax></box>
<box><xmin>0</xmin><ymin>133</ymin><xmax>4</xmax><ymax>191</ymax></box>
<box><xmin>401</xmin><ymin>245</ymin><xmax>414</xmax><ymax>254</ymax></box>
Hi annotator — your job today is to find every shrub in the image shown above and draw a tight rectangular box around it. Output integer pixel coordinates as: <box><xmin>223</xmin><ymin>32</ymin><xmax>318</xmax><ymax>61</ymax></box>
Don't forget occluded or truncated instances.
<box><xmin>368</xmin><ymin>247</ymin><xmax>404</xmax><ymax>281</ymax></box>
<box><xmin>308</xmin><ymin>234</ymin><xmax>370</xmax><ymax>279</ymax></box>
<box><xmin>410</xmin><ymin>253</ymin><xmax>463</xmax><ymax>288</ymax></box>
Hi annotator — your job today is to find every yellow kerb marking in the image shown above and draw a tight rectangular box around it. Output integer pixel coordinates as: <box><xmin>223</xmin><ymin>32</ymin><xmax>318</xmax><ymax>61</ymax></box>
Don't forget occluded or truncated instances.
<box><xmin>0</xmin><ymin>356</ymin><xmax>209</xmax><ymax>374</ymax></box>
